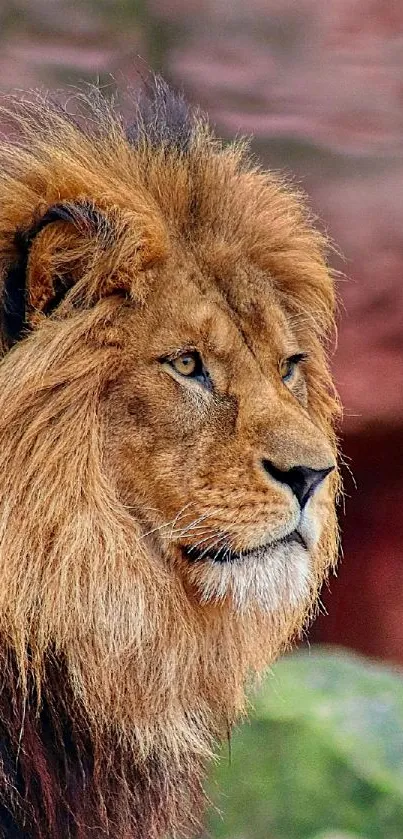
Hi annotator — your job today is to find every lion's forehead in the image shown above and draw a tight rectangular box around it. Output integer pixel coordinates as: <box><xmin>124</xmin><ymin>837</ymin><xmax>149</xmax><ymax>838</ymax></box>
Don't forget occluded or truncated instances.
<box><xmin>138</xmin><ymin>256</ymin><xmax>297</xmax><ymax>372</ymax></box>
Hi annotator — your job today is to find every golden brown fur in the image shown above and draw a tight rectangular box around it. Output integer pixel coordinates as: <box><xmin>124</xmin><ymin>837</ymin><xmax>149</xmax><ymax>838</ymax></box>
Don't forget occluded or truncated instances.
<box><xmin>0</xmin><ymin>80</ymin><xmax>340</xmax><ymax>837</ymax></box>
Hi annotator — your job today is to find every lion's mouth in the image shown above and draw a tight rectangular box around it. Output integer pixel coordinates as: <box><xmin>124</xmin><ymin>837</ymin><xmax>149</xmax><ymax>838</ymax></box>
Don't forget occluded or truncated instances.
<box><xmin>182</xmin><ymin>530</ymin><xmax>306</xmax><ymax>564</ymax></box>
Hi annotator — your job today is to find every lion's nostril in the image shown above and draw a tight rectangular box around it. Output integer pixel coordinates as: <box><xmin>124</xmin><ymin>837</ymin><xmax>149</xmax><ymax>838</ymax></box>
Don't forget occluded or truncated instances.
<box><xmin>262</xmin><ymin>460</ymin><xmax>334</xmax><ymax>509</ymax></box>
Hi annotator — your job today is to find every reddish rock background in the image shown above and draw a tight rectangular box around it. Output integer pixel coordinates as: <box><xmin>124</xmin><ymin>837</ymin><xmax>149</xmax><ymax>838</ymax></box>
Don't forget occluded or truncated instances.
<box><xmin>1</xmin><ymin>0</ymin><xmax>402</xmax><ymax>663</ymax></box>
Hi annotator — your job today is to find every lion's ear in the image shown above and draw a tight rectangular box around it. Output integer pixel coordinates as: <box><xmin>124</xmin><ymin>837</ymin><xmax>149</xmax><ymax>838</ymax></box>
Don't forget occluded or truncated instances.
<box><xmin>1</xmin><ymin>200</ymin><xmax>120</xmax><ymax>349</ymax></box>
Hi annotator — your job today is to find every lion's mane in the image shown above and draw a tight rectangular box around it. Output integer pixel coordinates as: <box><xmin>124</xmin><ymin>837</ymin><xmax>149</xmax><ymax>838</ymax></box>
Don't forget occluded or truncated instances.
<box><xmin>0</xmin><ymin>80</ymin><xmax>340</xmax><ymax>838</ymax></box>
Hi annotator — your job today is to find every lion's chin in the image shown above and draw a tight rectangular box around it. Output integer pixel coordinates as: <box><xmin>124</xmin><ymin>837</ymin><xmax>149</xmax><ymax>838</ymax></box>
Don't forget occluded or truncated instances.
<box><xmin>187</xmin><ymin>542</ymin><xmax>312</xmax><ymax>614</ymax></box>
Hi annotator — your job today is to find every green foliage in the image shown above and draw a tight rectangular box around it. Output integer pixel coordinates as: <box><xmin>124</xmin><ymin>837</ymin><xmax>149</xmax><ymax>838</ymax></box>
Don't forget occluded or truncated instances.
<box><xmin>207</xmin><ymin>647</ymin><xmax>403</xmax><ymax>839</ymax></box>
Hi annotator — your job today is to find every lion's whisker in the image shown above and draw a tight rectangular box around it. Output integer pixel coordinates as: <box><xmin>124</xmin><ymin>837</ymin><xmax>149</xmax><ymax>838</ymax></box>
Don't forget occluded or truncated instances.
<box><xmin>171</xmin><ymin>510</ymin><xmax>220</xmax><ymax>539</ymax></box>
<box><xmin>184</xmin><ymin>533</ymin><xmax>221</xmax><ymax>552</ymax></box>
<box><xmin>189</xmin><ymin>531</ymin><xmax>230</xmax><ymax>561</ymax></box>
<box><xmin>172</xmin><ymin>514</ymin><xmax>212</xmax><ymax>538</ymax></box>
<box><xmin>141</xmin><ymin>503</ymin><xmax>195</xmax><ymax>539</ymax></box>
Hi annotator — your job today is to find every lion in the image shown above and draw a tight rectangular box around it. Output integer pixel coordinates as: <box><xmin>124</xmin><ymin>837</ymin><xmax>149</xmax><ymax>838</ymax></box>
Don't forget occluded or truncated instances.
<box><xmin>0</xmin><ymin>78</ymin><xmax>340</xmax><ymax>838</ymax></box>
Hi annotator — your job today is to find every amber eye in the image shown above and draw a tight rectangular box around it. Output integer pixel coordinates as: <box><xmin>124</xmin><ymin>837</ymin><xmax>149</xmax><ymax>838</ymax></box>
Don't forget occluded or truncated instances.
<box><xmin>164</xmin><ymin>349</ymin><xmax>212</xmax><ymax>390</ymax></box>
<box><xmin>172</xmin><ymin>353</ymin><xmax>199</xmax><ymax>376</ymax></box>
<box><xmin>279</xmin><ymin>353</ymin><xmax>307</xmax><ymax>383</ymax></box>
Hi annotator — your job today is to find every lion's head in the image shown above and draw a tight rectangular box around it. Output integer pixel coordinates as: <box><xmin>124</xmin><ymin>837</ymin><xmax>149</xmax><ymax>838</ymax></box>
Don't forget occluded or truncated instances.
<box><xmin>0</xmin><ymin>80</ymin><xmax>340</xmax><ymax>837</ymax></box>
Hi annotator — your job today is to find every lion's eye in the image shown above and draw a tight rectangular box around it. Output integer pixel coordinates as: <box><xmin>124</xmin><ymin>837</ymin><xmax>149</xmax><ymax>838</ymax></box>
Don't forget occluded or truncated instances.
<box><xmin>172</xmin><ymin>352</ymin><xmax>200</xmax><ymax>377</ymax></box>
<box><xmin>279</xmin><ymin>353</ymin><xmax>308</xmax><ymax>383</ymax></box>
<box><xmin>165</xmin><ymin>350</ymin><xmax>212</xmax><ymax>389</ymax></box>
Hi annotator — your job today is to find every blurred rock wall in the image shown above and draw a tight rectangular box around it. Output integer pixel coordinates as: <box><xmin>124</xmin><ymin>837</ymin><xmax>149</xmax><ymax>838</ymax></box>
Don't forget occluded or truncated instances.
<box><xmin>1</xmin><ymin>0</ymin><xmax>402</xmax><ymax>663</ymax></box>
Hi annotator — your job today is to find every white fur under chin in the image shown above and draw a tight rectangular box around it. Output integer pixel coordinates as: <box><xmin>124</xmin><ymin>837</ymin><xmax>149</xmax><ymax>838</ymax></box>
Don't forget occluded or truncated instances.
<box><xmin>191</xmin><ymin>544</ymin><xmax>312</xmax><ymax>613</ymax></box>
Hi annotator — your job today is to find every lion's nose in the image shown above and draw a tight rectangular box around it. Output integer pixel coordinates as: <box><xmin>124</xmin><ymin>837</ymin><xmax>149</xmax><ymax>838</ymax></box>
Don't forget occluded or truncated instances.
<box><xmin>262</xmin><ymin>460</ymin><xmax>334</xmax><ymax>509</ymax></box>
